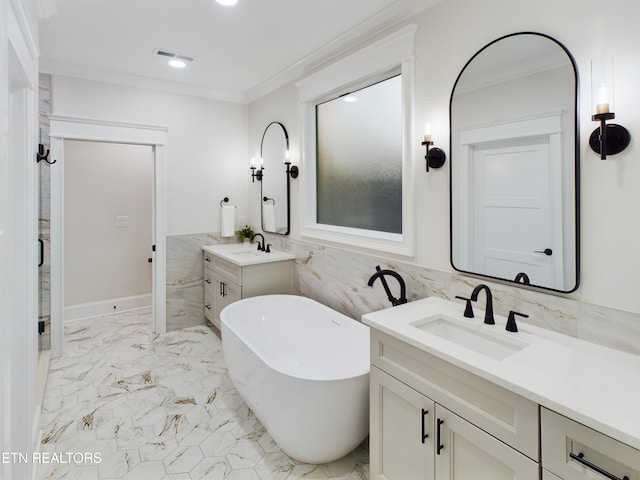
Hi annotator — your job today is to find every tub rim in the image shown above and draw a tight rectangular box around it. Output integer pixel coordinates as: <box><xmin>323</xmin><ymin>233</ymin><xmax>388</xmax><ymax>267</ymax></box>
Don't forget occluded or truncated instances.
<box><xmin>221</xmin><ymin>294</ymin><xmax>370</xmax><ymax>382</ymax></box>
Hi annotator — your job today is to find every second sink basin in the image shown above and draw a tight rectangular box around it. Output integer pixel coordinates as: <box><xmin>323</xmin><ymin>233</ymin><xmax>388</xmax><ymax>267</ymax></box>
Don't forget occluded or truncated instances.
<box><xmin>411</xmin><ymin>315</ymin><xmax>528</xmax><ymax>360</ymax></box>
<box><xmin>228</xmin><ymin>249</ymin><xmax>263</xmax><ymax>259</ymax></box>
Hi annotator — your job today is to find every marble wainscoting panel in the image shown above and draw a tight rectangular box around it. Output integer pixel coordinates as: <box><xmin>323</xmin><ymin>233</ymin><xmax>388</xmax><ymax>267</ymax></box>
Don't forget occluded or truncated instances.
<box><xmin>264</xmin><ymin>235</ymin><xmax>638</xmax><ymax>355</ymax></box>
<box><xmin>166</xmin><ymin>233</ymin><xmax>221</xmax><ymax>331</ymax></box>
<box><xmin>577</xmin><ymin>302</ymin><xmax>640</xmax><ymax>356</ymax></box>
<box><xmin>39</xmin><ymin>73</ymin><xmax>52</xmax><ymax>351</ymax></box>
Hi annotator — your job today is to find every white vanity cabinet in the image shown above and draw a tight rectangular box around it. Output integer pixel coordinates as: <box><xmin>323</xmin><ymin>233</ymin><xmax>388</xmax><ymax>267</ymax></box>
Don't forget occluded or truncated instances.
<box><xmin>370</xmin><ymin>329</ymin><xmax>539</xmax><ymax>480</ymax></box>
<box><xmin>370</xmin><ymin>366</ymin><xmax>435</xmax><ymax>480</ymax></box>
<box><xmin>541</xmin><ymin>408</ymin><xmax>640</xmax><ymax>480</ymax></box>
<box><xmin>203</xmin><ymin>245</ymin><xmax>294</xmax><ymax>330</ymax></box>
<box><xmin>364</xmin><ymin>296</ymin><xmax>640</xmax><ymax>480</ymax></box>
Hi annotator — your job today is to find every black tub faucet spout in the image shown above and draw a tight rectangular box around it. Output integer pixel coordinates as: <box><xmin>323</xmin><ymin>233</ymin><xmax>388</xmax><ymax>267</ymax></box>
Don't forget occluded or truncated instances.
<box><xmin>368</xmin><ymin>265</ymin><xmax>407</xmax><ymax>307</ymax></box>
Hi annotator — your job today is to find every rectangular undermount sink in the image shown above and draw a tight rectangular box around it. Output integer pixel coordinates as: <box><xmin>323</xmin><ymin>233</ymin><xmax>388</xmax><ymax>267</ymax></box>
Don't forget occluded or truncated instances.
<box><xmin>228</xmin><ymin>249</ymin><xmax>262</xmax><ymax>258</ymax></box>
<box><xmin>411</xmin><ymin>315</ymin><xmax>528</xmax><ymax>360</ymax></box>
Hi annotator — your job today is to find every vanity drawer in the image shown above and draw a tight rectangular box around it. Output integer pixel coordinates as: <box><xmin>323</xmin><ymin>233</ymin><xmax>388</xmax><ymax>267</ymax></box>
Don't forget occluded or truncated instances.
<box><xmin>541</xmin><ymin>407</ymin><xmax>640</xmax><ymax>480</ymax></box>
<box><xmin>203</xmin><ymin>250</ymin><xmax>215</xmax><ymax>271</ymax></box>
<box><xmin>204</xmin><ymin>291</ymin><xmax>214</xmax><ymax>322</ymax></box>
<box><xmin>371</xmin><ymin>330</ymin><xmax>539</xmax><ymax>459</ymax></box>
<box><xmin>213</xmin><ymin>255</ymin><xmax>242</xmax><ymax>284</ymax></box>
<box><xmin>204</xmin><ymin>267</ymin><xmax>214</xmax><ymax>286</ymax></box>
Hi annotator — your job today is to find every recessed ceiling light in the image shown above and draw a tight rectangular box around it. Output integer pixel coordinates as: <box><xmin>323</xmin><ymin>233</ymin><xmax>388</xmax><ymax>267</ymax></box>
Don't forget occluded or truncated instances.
<box><xmin>342</xmin><ymin>94</ymin><xmax>357</xmax><ymax>103</ymax></box>
<box><xmin>216</xmin><ymin>0</ymin><xmax>237</xmax><ymax>5</ymax></box>
<box><xmin>169</xmin><ymin>59</ymin><xmax>186</xmax><ymax>69</ymax></box>
<box><xmin>154</xmin><ymin>49</ymin><xmax>194</xmax><ymax>69</ymax></box>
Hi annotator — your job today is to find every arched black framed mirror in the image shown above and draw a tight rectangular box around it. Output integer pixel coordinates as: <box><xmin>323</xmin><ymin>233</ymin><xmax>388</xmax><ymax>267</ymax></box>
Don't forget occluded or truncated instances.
<box><xmin>260</xmin><ymin>121</ymin><xmax>291</xmax><ymax>235</ymax></box>
<box><xmin>450</xmin><ymin>32</ymin><xmax>579</xmax><ymax>293</ymax></box>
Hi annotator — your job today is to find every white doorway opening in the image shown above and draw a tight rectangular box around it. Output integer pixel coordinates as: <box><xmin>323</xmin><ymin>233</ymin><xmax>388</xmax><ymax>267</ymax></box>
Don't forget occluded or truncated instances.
<box><xmin>64</xmin><ymin>140</ymin><xmax>153</xmax><ymax>320</ymax></box>
<box><xmin>49</xmin><ymin>116</ymin><xmax>167</xmax><ymax>358</ymax></box>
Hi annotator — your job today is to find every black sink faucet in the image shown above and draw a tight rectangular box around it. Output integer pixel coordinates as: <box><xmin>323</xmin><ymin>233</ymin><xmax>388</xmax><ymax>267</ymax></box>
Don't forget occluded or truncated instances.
<box><xmin>470</xmin><ymin>284</ymin><xmax>495</xmax><ymax>325</ymax></box>
<box><xmin>368</xmin><ymin>265</ymin><xmax>408</xmax><ymax>307</ymax></box>
<box><xmin>251</xmin><ymin>233</ymin><xmax>265</xmax><ymax>251</ymax></box>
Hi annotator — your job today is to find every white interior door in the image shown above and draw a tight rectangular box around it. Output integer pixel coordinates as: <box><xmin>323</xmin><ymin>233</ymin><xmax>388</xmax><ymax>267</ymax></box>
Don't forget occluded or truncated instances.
<box><xmin>472</xmin><ymin>137</ymin><xmax>556</xmax><ymax>286</ymax></box>
<box><xmin>457</xmin><ymin>113</ymin><xmax>566</xmax><ymax>289</ymax></box>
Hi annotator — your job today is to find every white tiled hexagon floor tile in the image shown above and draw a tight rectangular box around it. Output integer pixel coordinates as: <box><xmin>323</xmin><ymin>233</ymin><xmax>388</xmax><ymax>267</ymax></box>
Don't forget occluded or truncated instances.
<box><xmin>36</xmin><ymin>308</ymin><xmax>369</xmax><ymax>479</ymax></box>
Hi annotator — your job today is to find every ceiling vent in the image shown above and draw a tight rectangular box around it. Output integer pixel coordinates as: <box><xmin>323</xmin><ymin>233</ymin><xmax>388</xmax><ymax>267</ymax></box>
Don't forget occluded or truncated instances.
<box><xmin>153</xmin><ymin>49</ymin><xmax>195</xmax><ymax>63</ymax></box>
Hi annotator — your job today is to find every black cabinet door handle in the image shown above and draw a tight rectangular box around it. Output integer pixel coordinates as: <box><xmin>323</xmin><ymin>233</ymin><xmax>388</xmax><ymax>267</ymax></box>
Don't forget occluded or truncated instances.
<box><xmin>436</xmin><ymin>418</ymin><xmax>444</xmax><ymax>454</ymax></box>
<box><xmin>569</xmin><ymin>452</ymin><xmax>629</xmax><ymax>480</ymax></box>
<box><xmin>38</xmin><ymin>239</ymin><xmax>44</xmax><ymax>267</ymax></box>
<box><xmin>421</xmin><ymin>409</ymin><xmax>429</xmax><ymax>444</ymax></box>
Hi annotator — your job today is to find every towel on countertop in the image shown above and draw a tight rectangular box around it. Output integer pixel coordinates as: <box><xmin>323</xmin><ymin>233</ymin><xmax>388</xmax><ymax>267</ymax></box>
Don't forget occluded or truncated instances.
<box><xmin>262</xmin><ymin>204</ymin><xmax>276</xmax><ymax>232</ymax></box>
<box><xmin>221</xmin><ymin>205</ymin><xmax>236</xmax><ymax>237</ymax></box>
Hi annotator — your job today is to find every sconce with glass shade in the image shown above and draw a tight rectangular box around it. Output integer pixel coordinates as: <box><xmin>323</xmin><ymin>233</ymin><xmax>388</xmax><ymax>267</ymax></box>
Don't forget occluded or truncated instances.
<box><xmin>589</xmin><ymin>55</ymin><xmax>630</xmax><ymax>160</ymax></box>
<box><xmin>250</xmin><ymin>157</ymin><xmax>263</xmax><ymax>182</ymax></box>
<box><xmin>421</xmin><ymin>122</ymin><xmax>446</xmax><ymax>172</ymax></box>
<box><xmin>285</xmin><ymin>149</ymin><xmax>299</xmax><ymax>179</ymax></box>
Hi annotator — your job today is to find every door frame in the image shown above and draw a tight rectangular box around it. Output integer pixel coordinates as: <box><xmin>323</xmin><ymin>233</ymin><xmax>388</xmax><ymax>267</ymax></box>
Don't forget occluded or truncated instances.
<box><xmin>48</xmin><ymin>115</ymin><xmax>167</xmax><ymax>357</ymax></box>
<box><xmin>1</xmin><ymin>1</ymin><xmax>39</xmax><ymax>478</ymax></box>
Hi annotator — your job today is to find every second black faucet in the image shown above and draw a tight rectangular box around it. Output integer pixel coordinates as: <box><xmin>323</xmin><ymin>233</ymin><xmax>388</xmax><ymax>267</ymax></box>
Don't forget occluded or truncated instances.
<box><xmin>251</xmin><ymin>233</ymin><xmax>266</xmax><ymax>251</ymax></box>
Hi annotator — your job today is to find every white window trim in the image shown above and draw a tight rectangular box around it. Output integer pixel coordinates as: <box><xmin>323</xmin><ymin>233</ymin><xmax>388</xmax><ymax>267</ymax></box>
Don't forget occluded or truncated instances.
<box><xmin>296</xmin><ymin>25</ymin><xmax>417</xmax><ymax>256</ymax></box>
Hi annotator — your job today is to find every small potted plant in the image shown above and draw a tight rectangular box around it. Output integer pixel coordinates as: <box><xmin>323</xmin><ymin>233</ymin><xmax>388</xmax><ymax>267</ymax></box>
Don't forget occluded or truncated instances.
<box><xmin>237</xmin><ymin>225</ymin><xmax>254</xmax><ymax>244</ymax></box>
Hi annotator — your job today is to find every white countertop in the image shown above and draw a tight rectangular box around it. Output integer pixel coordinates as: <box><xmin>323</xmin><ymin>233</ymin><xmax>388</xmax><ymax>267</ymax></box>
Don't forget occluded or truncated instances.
<box><xmin>362</xmin><ymin>296</ymin><xmax>640</xmax><ymax>450</ymax></box>
<box><xmin>202</xmin><ymin>243</ymin><xmax>295</xmax><ymax>266</ymax></box>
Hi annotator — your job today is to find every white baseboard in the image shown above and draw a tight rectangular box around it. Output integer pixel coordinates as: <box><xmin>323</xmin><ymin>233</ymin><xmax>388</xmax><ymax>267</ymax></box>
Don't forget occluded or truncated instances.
<box><xmin>65</xmin><ymin>294</ymin><xmax>152</xmax><ymax>322</ymax></box>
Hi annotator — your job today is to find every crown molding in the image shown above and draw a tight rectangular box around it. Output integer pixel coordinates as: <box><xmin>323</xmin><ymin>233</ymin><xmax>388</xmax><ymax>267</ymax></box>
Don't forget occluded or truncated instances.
<box><xmin>40</xmin><ymin>58</ymin><xmax>248</xmax><ymax>103</ymax></box>
<box><xmin>245</xmin><ymin>0</ymin><xmax>441</xmax><ymax>103</ymax></box>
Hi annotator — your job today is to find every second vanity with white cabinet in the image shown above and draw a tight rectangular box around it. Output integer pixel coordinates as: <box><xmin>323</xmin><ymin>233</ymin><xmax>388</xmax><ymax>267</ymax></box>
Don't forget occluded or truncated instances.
<box><xmin>362</xmin><ymin>296</ymin><xmax>640</xmax><ymax>480</ymax></box>
<box><xmin>202</xmin><ymin>243</ymin><xmax>295</xmax><ymax>329</ymax></box>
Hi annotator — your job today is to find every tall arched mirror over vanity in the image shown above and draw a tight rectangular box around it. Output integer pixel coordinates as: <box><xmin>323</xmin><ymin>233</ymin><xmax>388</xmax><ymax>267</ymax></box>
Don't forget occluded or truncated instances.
<box><xmin>260</xmin><ymin>121</ymin><xmax>292</xmax><ymax>235</ymax></box>
<box><xmin>450</xmin><ymin>32</ymin><xmax>579</xmax><ymax>293</ymax></box>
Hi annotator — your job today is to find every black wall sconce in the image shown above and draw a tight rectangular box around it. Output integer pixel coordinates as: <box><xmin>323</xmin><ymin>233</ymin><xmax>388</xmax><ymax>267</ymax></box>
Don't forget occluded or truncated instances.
<box><xmin>285</xmin><ymin>150</ymin><xmax>299</xmax><ymax>179</ymax></box>
<box><xmin>250</xmin><ymin>157</ymin><xmax>263</xmax><ymax>182</ymax></box>
<box><xmin>589</xmin><ymin>56</ymin><xmax>631</xmax><ymax>160</ymax></box>
<box><xmin>421</xmin><ymin>124</ymin><xmax>446</xmax><ymax>172</ymax></box>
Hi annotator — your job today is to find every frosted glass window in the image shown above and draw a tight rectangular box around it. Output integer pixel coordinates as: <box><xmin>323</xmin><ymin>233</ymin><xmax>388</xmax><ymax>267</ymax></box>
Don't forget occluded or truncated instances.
<box><xmin>316</xmin><ymin>75</ymin><xmax>402</xmax><ymax>234</ymax></box>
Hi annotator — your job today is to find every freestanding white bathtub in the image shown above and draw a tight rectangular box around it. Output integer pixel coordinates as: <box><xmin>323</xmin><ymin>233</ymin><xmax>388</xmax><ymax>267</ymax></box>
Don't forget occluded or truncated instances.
<box><xmin>220</xmin><ymin>294</ymin><xmax>370</xmax><ymax>464</ymax></box>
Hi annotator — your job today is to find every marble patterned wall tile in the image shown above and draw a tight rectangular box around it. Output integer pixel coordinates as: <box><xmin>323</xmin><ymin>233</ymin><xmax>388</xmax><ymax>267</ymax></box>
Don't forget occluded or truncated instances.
<box><xmin>39</xmin><ymin>73</ymin><xmax>52</xmax><ymax>351</ymax></box>
<box><xmin>166</xmin><ymin>233</ymin><xmax>218</xmax><ymax>331</ymax></box>
<box><xmin>166</xmin><ymin>233</ymin><xmax>237</xmax><ymax>331</ymax></box>
<box><xmin>265</xmin><ymin>234</ymin><xmax>637</xmax><ymax>355</ymax></box>
<box><xmin>577</xmin><ymin>303</ymin><xmax>640</xmax><ymax>355</ymax></box>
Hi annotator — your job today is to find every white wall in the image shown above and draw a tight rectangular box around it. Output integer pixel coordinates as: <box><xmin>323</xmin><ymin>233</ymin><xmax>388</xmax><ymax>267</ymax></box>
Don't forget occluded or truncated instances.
<box><xmin>64</xmin><ymin>140</ymin><xmax>153</xmax><ymax>307</ymax></box>
<box><xmin>50</xmin><ymin>76</ymin><xmax>250</xmax><ymax>236</ymax></box>
<box><xmin>248</xmin><ymin>0</ymin><xmax>640</xmax><ymax>315</ymax></box>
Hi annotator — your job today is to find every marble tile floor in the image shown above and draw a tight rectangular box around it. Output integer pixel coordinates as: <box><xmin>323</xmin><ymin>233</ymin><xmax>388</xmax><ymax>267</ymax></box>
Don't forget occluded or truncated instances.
<box><xmin>37</xmin><ymin>308</ymin><xmax>369</xmax><ymax>480</ymax></box>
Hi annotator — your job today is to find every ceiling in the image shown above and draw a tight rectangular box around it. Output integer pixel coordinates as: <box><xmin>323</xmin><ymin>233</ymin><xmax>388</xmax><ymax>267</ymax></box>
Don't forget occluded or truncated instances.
<box><xmin>38</xmin><ymin>0</ymin><xmax>441</xmax><ymax>103</ymax></box>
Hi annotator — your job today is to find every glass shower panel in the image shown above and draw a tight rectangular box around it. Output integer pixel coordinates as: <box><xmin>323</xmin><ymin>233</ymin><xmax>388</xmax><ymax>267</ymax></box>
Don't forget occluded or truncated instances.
<box><xmin>316</xmin><ymin>75</ymin><xmax>402</xmax><ymax>234</ymax></box>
